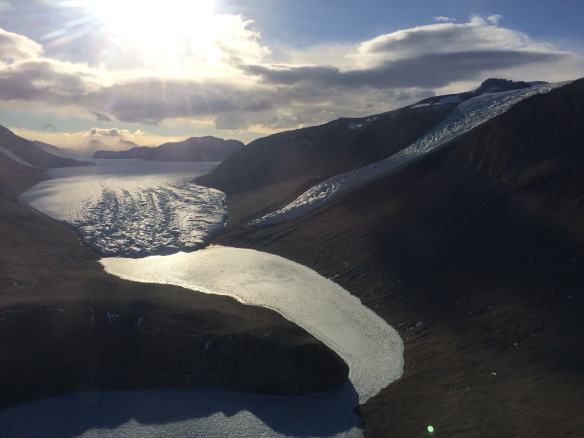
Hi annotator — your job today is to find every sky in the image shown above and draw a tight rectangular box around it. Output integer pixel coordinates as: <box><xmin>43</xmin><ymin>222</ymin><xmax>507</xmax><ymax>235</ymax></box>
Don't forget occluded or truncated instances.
<box><xmin>0</xmin><ymin>0</ymin><xmax>583</xmax><ymax>150</ymax></box>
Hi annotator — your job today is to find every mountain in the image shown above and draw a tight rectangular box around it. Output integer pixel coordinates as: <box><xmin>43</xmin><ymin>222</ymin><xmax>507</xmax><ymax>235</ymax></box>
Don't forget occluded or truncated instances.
<box><xmin>412</xmin><ymin>77</ymin><xmax>537</xmax><ymax>107</ymax></box>
<box><xmin>0</xmin><ymin>125</ymin><xmax>91</xmax><ymax>168</ymax></box>
<box><xmin>31</xmin><ymin>140</ymin><xmax>82</xmax><ymax>159</ymax></box>
<box><xmin>197</xmin><ymin>78</ymin><xmax>540</xmax><ymax>194</ymax></box>
<box><xmin>93</xmin><ymin>145</ymin><xmax>152</xmax><ymax>160</ymax></box>
<box><xmin>201</xmin><ymin>78</ymin><xmax>584</xmax><ymax>436</ymax></box>
<box><xmin>114</xmin><ymin>138</ymin><xmax>141</xmax><ymax>150</ymax></box>
<box><xmin>93</xmin><ymin>136</ymin><xmax>244</xmax><ymax>161</ymax></box>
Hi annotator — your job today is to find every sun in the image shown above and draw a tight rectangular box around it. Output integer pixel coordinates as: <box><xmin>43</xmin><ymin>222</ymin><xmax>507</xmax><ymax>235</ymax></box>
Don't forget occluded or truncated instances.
<box><xmin>94</xmin><ymin>0</ymin><xmax>215</xmax><ymax>67</ymax></box>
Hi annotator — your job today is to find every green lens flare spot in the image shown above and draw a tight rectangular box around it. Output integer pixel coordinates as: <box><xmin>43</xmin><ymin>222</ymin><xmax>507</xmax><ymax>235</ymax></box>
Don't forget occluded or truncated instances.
<box><xmin>428</xmin><ymin>425</ymin><xmax>435</xmax><ymax>433</ymax></box>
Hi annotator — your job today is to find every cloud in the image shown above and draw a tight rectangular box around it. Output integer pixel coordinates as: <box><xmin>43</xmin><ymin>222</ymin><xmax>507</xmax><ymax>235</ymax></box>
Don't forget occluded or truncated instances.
<box><xmin>0</xmin><ymin>14</ymin><xmax>583</xmax><ymax>137</ymax></box>
<box><xmin>434</xmin><ymin>16</ymin><xmax>456</xmax><ymax>22</ymax></box>
<box><xmin>89</xmin><ymin>127</ymin><xmax>129</xmax><ymax>137</ymax></box>
<box><xmin>0</xmin><ymin>58</ymin><xmax>111</xmax><ymax>101</ymax></box>
<box><xmin>91</xmin><ymin>110</ymin><xmax>113</xmax><ymax>122</ymax></box>
<box><xmin>356</xmin><ymin>15</ymin><xmax>549</xmax><ymax>61</ymax></box>
<box><xmin>243</xmin><ymin>50</ymin><xmax>564</xmax><ymax>89</ymax></box>
<box><xmin>487</xmin><ymin>15</ymin><xmax>503</xmax><ymax>24</ymax></box>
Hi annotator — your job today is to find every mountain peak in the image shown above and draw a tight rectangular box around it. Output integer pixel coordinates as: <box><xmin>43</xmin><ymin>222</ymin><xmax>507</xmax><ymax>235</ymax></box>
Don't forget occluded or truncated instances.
<box><xmin>413</xmin><ymin>78</ymin><xmax>546</xmax><ymax>107</ymax></box>
<box><xmin>476</xmin><ymin>78</ymin><xmax>536</xmax><ymax>93</ymax></box>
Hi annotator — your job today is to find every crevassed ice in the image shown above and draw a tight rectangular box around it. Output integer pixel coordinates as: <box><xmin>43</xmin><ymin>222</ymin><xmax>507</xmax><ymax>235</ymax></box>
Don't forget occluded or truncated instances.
<box><xmin>19</xmin><ymin>160</ymin><xmax>227</xmax><ymax>257</ymax></box>
<box><xmin>249</xmin><ymin>81</ymin><xmax>569</xmax><ymax>227</ymax></box>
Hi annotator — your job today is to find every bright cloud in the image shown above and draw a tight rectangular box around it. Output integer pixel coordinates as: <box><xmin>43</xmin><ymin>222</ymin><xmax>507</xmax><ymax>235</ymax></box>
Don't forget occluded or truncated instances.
<box><xmin>0</xmin><ymin>13</ymin><xmax>583</xmax><ymax>143</ymax></box>
<box><xmin>434</xmin><ymin>16</ymin><xmax>456</xmax><ymax>22</ymax></box>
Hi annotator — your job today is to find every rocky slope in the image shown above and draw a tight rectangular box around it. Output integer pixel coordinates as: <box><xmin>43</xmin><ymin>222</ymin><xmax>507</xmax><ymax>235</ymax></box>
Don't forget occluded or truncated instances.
<box><xmin>94</xmin><ymin>136</ymin><xmax>243</xmax><ymax>161</ymax></box>
<box><xmin>205</xmin><ymin>78</ymin><xmax>584</xmax><ymax>436</ymax></box>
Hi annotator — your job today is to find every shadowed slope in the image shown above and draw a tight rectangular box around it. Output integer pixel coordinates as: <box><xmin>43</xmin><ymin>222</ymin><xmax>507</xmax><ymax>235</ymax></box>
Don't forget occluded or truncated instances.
<box><xmin>196</xmin><ymin>106</ymin><xmax>453</xmax><ymax>194</ymax></box>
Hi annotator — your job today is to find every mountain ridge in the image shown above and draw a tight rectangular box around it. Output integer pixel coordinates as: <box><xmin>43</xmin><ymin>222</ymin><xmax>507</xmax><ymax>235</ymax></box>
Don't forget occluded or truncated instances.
<box><xmin>93</xmin><ymin>136</ymin><xmax>244</xmax><ymax>162</ymax></box>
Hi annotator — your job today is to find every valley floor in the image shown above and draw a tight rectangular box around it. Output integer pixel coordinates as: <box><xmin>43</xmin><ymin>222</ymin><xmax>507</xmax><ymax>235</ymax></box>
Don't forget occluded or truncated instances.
<box><xmin>0</xmin><ymin>160</ymin><xmax>347</xmax><ymax>412</ymax></box>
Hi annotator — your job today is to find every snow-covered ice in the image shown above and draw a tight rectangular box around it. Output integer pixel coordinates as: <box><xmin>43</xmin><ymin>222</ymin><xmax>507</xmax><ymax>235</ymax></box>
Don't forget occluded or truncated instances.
<box><xmin>19</xmin><ymin>160</ymin><xmax>227</xmax><ymax>257</ymax></box>
<box><xmin>0</xmin><ymin>145</ymin><xmax>36</xmax><ymax>167</ymax></box>
<box><xmin>249</xmin><ymin>81</ymin><xmax>569</xmax><ymax>227</ymax></box>
<box><xmin>101</xmin><ymin>246</ymin><xmax>404</xmax><ymax>404</ymax></box>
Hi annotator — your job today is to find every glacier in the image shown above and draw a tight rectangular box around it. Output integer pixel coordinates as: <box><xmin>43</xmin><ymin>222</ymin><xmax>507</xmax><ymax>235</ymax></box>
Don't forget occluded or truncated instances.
<box><xmin>101</xmin><ymin>246</ymin><xmax>404</xmax><ymax>405</ymax></box>
<box><xmin>20</xmin><ymin>160</ymin><xmax>227</xmax><ymax>257</ymax></box>
<box><xmin>249</xmin><ymin>81</ymin><xmax>569</xmax><ymax>227</ymax></box>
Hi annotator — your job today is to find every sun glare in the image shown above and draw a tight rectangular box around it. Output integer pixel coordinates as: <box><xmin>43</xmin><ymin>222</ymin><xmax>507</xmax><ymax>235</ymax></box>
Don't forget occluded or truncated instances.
<box><xmin>94</xmin><ymin>0</ymin><xmax>215</xmax><ymax>67</ymax></box>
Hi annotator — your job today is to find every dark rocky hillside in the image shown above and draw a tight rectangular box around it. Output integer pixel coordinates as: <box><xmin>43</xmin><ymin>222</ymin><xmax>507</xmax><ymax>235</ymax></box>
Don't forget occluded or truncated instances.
<box><xmin>208</xmin><ymin>78</ymin><xmax>584</xmax><ymax>436</ymax></box>
<box><xmin>0</xmin><ymin>125</ymin><xmax>90</xmax><ymax>168</ymax></box>
<box><xmin>94</xmin><ymin>136</ymin><xmax>243</xmax><ymax>162</ymax></box>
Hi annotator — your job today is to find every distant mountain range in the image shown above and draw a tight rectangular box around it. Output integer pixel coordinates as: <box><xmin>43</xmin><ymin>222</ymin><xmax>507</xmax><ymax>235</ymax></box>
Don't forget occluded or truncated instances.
<box><xmin>93</xmin><ymin>136</ymin><xmax>244</xmax><ymax>162</ymax></box>
<box><xmin>0</xmin><ymin>125</ymin><xmax>90</xmax><ymax>169</ymax></box>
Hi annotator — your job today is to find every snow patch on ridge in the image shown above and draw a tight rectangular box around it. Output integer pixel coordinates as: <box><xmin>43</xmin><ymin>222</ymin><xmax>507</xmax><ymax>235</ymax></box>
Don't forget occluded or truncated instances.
<box><xmin>0</xmin><ymin>146</ymin><xmax>36</xmax><ymax>167</ymax></box>
<box><xmin>249</xmin><ymin>81</ymin><xmax>569</xmax><ymax>227</ymax></box>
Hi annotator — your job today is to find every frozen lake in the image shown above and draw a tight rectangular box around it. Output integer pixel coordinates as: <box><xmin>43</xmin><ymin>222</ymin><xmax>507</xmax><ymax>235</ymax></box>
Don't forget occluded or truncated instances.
<box><xmin>0</xmin><ymin>384</ymin><xmax>364</xmax><ymax>437</ymax></box>
<box><xmin>20</xmin><ymin>160</ymin><xmax>227</xmax><ymax>257</ymax></box>
<box><xmin>12</xmin><ymin>158</ymin><xmax>403</xmax><ymax>437</ymax></box>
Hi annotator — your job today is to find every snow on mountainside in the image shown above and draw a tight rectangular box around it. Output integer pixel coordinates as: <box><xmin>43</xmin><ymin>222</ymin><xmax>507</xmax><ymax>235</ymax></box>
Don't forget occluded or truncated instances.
<box><xmin>19</xmin><ymin>161</ymin><xmax>227</xmax><ymax>257</ymax></box>
<box><xmin>249</xmin><ymin>81</ymin><xmax>568</xmax><ymax>227</ymax></box>
<box><xmin>0</xmin><ymin>146</ymin><xmax>36</xmax><ymax>167</ymax></box>
<box><xmin>411</xmin><ymin>78</ymin><xmax>537</xmax><ymax>107</ymax></box>
<box><xmin>196</xmin><ymin>105</ymin><xmax>454</xmax><ymax>193</ymax></box>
